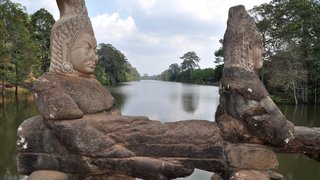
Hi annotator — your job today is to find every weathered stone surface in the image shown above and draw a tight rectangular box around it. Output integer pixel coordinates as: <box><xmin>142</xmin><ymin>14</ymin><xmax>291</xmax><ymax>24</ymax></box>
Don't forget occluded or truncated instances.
<box><xmin>215</xmin><ymin>105</ymin><xmax>260</xmax><ymax>144</ymax></box>
<box><xmin>46</xmin><ymin>113</ymin><xmax>224</xmax><ymax>158</ymax></box>
<box><xmin>218</xmin><ymin>5</ymin><xmax>295</xmax><ymax>146</ymax></box>
<box><xmin>216</xmin><ymin>105</ymin><xmax>262</xmax><ymax>144</ymax></box>
<box><xmin>211</xmin><ymin>173</ymin><xmax>224</xmax><ymax>180</ymax></box>
<box><xmin>17</xmin><ymin>112</ymin><xmax>287</xmax><ymax>179</ymax></box>
<box><xmin>223</xmin><ymin>5</ymin><xmax>263</xmax><ymax>74</ymax></box>
<box><xmin>230</xmin><ymin>170</ymin><xmax>270</xmax><ymax>180</ymax></box>
<box><xmin>17</xmin><ymin>116</ymin><xmax>69</xmax><ymax>154</ymax></box>
<box><xmin>83</xmin><ymin>175</ymin><xmax>135</xmax><ymax>180</ymax></box>
<box><xmin>220</xmin><ymin>76</ymin><xmax>269</xmax><ymax>101</ymax></box>
<box><xmin>33</xmin><ymin>0</ymin><xmax>115</xmax><ymax>121</ymax></box>
<box><xmin>229</xmin><ymin>170</ymin><xmax>283</xmax><ymax>180</ymax></box>
<box><xmin>17</xmin><ymin>114</ymin><xmax>225</xmax><ymax>179</ymax></box>
<box><xmin>33</xmin><ymin>73</ymin><xmax>115</xmax><ymax>120</ymax></box>
<box><xmin>219</xmin><ymin>93</ymin><xmax>294</xmax><ymax>146</ymax></box>
<box><xmin>275</xmin><ymin>126</ymin><xmax>320</xmax><ymax>161</ymax></box>
<box><xmin>226</xmin><ymin>144</ymin><xmax>279</xmax><ymax>170</ymax></box>
<box><xmin>27</xmin><ymin>170</ymin><xmax>68</xmax><ymax>180</ymax></box>
<box><xmin>287</xmin><ymin>127</ymin><xmax>320</xmax><ymax>154</ymax></box>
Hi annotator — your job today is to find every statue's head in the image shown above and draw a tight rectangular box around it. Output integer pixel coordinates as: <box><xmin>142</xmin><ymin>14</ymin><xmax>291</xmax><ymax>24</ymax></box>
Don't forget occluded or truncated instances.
<box><xmin>49</xmin><ymin>0</ymin><xmax>98</xmax><ymax>75</ymax></box>
<box><xmin>223</xmin><ymin>5</ymin><xmax>264</xmax><ymax>73</ymax></box>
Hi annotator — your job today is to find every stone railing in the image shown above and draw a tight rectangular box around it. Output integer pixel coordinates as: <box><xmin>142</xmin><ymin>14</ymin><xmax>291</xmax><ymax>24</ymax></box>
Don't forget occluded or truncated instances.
<box><xmin>17</xmin><ymin>2</ymin><xmax>320</xmax><ymax>180</ymax></box>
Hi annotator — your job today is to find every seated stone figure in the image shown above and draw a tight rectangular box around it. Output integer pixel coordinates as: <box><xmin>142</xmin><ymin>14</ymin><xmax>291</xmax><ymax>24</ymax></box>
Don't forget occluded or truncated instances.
<box><xmin>33</xmin><ymin>0</ymin><xmax>115</xmax><ymax>120</ymax></box>
<box><xmin>217</xmin><ymin>5</ymin><xmax>294</xmax><ymax>146</ymax></box>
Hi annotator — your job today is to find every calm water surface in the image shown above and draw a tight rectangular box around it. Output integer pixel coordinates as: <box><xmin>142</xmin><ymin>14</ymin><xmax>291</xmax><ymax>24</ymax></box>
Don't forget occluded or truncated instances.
<box><xmin>0</xmin><ymin>80</ymin><xmax>319</xmax><ymax>180</ymax></box>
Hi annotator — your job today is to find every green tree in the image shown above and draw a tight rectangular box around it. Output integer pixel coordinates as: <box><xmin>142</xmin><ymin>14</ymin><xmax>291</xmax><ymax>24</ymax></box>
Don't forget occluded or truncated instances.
<box><xmin>95</xmin><ymin>43</ymin><xmax>139</xmax><ymax>85</ymax></box>
<box><xmin>30</xmin><ymin>8</ymin><xmax>55</xmax><ymax>75</ymax></box>
<box><xmin>0</xmin><ymin>0</ymin><xmax>38</xmax><ymax>96</ymax></box>
<box><xmin>251</xmin><ymin>0</ymin><xmax>320</xmax><ymax>104</ymax></box>
<box><xmin>94</xmin><ymin>65</ymin><xmax>111</xmax><ymax>86</ymax></box>
<box><xmin>214</xmin><ymin>39</ymin><xmax>224</xmax><ymax>63</ymax></box>
<box><xmin>190</xmin><ymin>68</ymin><xmax>215</xmax><ymax>84</ymax></box>
<box><xmin>160</xmin><ymin>69</ymin><xmax>171</xmax><ymax>81</ymax></box>
<box><xmin>126</xmin><ymin>66</ymin><xmax>140</xmax><ymax>81</ymax></box>
<box><xmin>212</xmin><ymin>64</ymin><xmax>223</xmax><ymax>82</ymax></box>
<box><xmin>180</xmin><ymin>51</ymin><xmax>200</xmax><ymax>71</ymax></box>
<box><xmin>0</xmin><ymin>20</ymin><xmax>10</xmax><ymax>96</ymax></box>
<box><xmin>180</xmin><ymin>51</ymin><xmax>200</xmax><ymax>82</ymax></box>
<box><xmin>168</xmin><ymin>63</ymin><xmax>180</xmax><ymax>81</ymax></box>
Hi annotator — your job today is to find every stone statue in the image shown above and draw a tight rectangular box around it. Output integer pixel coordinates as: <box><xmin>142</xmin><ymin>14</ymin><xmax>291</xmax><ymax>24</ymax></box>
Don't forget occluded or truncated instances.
<box><xmin>223</xmin><ymin>5</ymin><xmax>264</xmax><ymax>73</ymax></box>
<box><xmin>33</xmin><ymin>0</ymin><xmax>115</xmax><ymax>120</ymax></box>
<box><xmin>17</xmin><ymin>3</ymin><xmax>320</xmax><ymax>180</ymax></box>
<box><xmin>217</xmin><ymin>5</ymin><xmax>295</xmax><ymax>146</ymax></box>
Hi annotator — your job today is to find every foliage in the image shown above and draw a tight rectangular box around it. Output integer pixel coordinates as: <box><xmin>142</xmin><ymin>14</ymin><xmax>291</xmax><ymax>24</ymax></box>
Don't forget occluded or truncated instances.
<box><xmin>214</xmin><ymin>39</ymin><xmax>224</xmax><ymax>63</ymax></box>
<box><xmin>159</xmin><ymin>51</ymin><xmax>222</xmax><ymax>85</ymax></box>
<box><xmin>251</xmin><ymin>0</ymin><xmax>320</xmax><ymax>104</ymax></box>
<box><xmin>180</xmin><ymin>51</ymin><xmax>200</xmax><ymax>71</ymax></box>
<box><xmin>0</xmin><ymin>0</ymin><xmax>38</xmax><ymax>96</ymax></box>
<box><xmin>30</xmin><ymin>8</ymin><xmax>55</xmax><ymax>76</ymax></box>
<box><xmin>179</xmin><ymin>51</ymin><xmax>201</xmax><ymax>82</ymax></box>
<box><xmin>94</xmin><ymin>43</ymin><xmax>140</xmax><ymax>85</ymax></box>
<box><xmin>0</xmin><ymin>20</ymin><xmax>9</xmax><ymax>96</ymax></box>
<box><xmin>190</xmin><ymin>68</ymin><xmax>215</xmax><ymax>84</ymax></box>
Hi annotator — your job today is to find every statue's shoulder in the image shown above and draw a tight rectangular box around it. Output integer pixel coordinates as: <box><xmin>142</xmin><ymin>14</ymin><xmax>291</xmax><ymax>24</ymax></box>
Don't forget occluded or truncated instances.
<box><xmin>33</xmin><ymin>73</ymin><xmax>62</xmax><ymax>92</ymax></box>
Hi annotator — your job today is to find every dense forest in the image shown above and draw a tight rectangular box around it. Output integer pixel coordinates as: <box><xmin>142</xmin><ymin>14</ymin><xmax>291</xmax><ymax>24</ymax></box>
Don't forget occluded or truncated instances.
<box><xmin>250</xmin><ymin>0</ymin><xmax>320</xmax><ymax>104</ymax></box>
<box><xmin>0</xmin><ymin>0</ymin><xmax>139</xmax><ymax>97</ymax></box>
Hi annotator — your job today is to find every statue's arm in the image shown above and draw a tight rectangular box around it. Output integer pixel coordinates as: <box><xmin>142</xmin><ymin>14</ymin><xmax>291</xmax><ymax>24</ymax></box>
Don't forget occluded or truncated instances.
<box><xmin>33</xmin><ymin>76</ymin><xmax>83</xmax><ymax>120</ymax></box>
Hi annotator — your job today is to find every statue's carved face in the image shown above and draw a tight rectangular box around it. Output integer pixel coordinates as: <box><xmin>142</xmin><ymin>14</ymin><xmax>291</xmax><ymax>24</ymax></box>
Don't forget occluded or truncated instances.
<box><xmin>68</xmin><ymin>32</ymin><xmax>98</xmax><ymax>75</ymax></box>
<box><xmin>251</xmin><ymin>42</ymin><xmax>264</xmax><ymax>70</ymax></box>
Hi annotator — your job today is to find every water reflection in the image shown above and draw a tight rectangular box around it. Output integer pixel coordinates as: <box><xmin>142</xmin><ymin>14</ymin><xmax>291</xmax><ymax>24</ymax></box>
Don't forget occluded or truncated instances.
<box><xmin>277</xmin><ymin>154</ymin><xmax>320</xmax><ymax>180</ymax></box>
<box><xmin>108</xmin><ymin>80</ymin><xmax>218</xmax><ymax>121</ymax></box>
<box><xmin>182</xmin><ymin>92</ymin><xmax>199</xmax><ymax>113</ymax></box>
<box><xmin>0</xmin><ymin>94</ymin><xmax>37</xmax><ymax>180</ymax></box>
<box><xmin>278</xmin><ymin>104</ymin><xmax>320</xmax><ymax>127</ymax></box>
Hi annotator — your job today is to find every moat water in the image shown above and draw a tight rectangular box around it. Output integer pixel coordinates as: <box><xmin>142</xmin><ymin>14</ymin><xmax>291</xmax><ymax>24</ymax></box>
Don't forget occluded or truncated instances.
<box><xmin>0</xmin><ymin>80</ymin><xmax>319</xmax><ymax>180</ymax></box>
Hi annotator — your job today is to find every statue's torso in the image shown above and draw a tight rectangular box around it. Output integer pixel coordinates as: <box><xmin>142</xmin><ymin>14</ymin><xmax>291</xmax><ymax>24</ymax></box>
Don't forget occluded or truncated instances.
<box><xmin>33</xmin><ymin>73</ymin><xmax>115</xmax><ymax>120</ymax></box>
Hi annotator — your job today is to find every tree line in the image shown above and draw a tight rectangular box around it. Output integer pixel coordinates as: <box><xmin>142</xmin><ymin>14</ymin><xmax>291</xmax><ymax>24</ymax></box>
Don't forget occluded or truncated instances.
<box><xmin>146</xmin><ymin>51</ymin><xmax>223</xmax><ymax>85</ymax></box>
<box><xmin>0</xmin><ymin>0</ymin><xmax>139</xmax><ymax>97</ymax></box>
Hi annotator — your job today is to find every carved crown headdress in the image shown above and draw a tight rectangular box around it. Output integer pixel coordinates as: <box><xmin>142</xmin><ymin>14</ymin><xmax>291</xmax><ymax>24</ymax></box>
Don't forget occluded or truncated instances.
<box><xmin>49</xmin><ymin>0</ymin><xmax>95</xmax><ymax>74</ymax></box>
<box><xmin>223</xmin><ymin>5</ymin><xmax>263</xmax><ymax>73</ymax></box>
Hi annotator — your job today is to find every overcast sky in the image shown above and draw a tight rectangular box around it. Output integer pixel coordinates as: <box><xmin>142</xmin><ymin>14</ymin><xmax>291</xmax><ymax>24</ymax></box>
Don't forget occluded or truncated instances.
<box><xmin>13</xmin><ymin>0</ymin><xmax>269</xmax><ymax>75</ymax></box>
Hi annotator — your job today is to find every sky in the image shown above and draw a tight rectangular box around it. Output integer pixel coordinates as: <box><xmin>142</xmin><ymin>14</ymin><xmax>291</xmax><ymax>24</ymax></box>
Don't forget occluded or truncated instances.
<box><xmin>12</xmin><ymin>0</ymin><xmax>270</xmax><ymax>75</ymax></box>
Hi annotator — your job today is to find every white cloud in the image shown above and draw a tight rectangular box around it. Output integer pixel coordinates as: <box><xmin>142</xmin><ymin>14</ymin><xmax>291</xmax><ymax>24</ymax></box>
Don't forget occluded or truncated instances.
<box><xmin>116</xmin><ymin>0</ymin><xmax>157</xmax><ymax>14</ymax></box>
<box><xmin>136</xmin><ymin>0</ymin><xmax>156</xmax><ymax>12</ymax></box>
<box><xmin>92</xmin><ymin>13</ymin><xmax>137</xmax><ymax>41</ymax></box>
<box><xmin>174</xmin><ymin>0</ymin><xmax>221</xmax><ymax>21</ymax></box>
<box><xmin>91</xmin><ymin>9</ymin><xmax>220</xmax><ymax>75</ymax></box>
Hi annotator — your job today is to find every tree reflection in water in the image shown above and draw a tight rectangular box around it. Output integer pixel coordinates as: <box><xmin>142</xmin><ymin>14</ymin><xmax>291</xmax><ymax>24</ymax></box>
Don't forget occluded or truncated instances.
<box><xmin>0</xmin><ymin>94</ymin><xmax>37</xmax><ymax>180</ymax></box>
<box><xmin>182</xmin><ymin>92</ymin><xmax>199</xmax><ymax>113</ymax></box>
